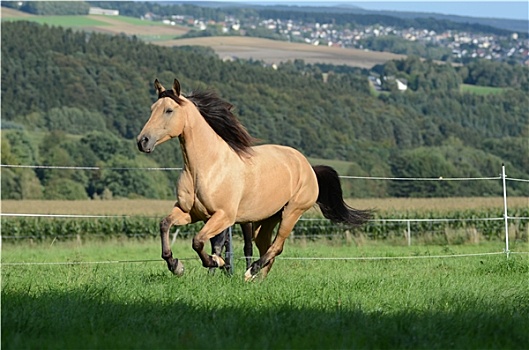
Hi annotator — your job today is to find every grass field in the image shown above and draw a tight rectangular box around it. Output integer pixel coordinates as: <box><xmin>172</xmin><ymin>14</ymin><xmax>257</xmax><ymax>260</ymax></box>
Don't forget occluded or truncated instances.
<box><xmin>1</xmin><ymin>8</ymin><xmax>189</xmax><ymax>38</ymax></box>
<box><xmin>460</xmin><ymin>84</ymin><xmax>508</xmax><ymax>95</ymax></box>
<box><xmin>1</xmin><ymin>12</ymin><xmax>110</xmax><ymax>27</ymax></box>
<box><xmin>2</xmin><ymin>239</ymin><xmax>528</xmax><ymax>349</ymax></box>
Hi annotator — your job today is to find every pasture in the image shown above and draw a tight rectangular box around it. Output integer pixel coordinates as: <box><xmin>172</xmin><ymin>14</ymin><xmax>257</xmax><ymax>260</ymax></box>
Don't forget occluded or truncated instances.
<box><xmin>460</xmin><ymin>84</ymin><xmax>507</xmax><ymax>95</ymax></box>
<box><xmin>2</xmin><ymin>239</ymin><xmax>528</xmax><ymax>349</ymax></box>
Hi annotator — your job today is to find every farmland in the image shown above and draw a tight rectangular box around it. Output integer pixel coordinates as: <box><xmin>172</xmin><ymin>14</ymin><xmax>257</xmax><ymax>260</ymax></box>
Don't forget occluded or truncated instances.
<box><xmin>157</xmin><ymin>36</ymin><xmax>405</xmax><ymax>69</ymax></box>
<box><xmin>2</xmin><ymin>239</ymin><xmax>528</xmax><ymax>349</ymax></box>
<box><xmin>2</xmin><ymin>198</ymin><xmax>527</xmax><ymax>250</ymax></box>
<box><xmin>3</xmin><ymin>197</ymin><xmax>527</xmax><ymax>216</ymax></box>
<box><xmin>0</xmin><ymin>7</ymin><xmax>401</xmax><ymax>69</ymax></box>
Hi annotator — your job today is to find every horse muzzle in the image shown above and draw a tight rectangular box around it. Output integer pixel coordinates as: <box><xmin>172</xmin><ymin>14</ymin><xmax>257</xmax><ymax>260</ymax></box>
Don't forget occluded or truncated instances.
<box><xmin>137</xmin><ymin>135</ymin><xmax>155</xmax><ymax>153</ymax></box>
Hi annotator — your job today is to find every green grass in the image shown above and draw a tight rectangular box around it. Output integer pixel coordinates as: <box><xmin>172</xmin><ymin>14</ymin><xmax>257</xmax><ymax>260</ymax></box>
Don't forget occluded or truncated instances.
<box><xmin>140</xmin><ymin>34</ymin><xmax>182</xmax><ymax>41</ymax></box>
<box><xmin>2</xmin><ymin>239</ymin><xmax>528</xmax><ymax>349</ymax></box>
<box><xmin>460</xmin><ymin>84</ymin><xmax>507</xmax><ymax>95</ymax></box>
<box><xmin>106</xmin><ymin>15</ymin><xmax>167</xmax><ymax>27</ymax></box>
<box><xmin>2</xmin><ymin>15</ymin><xmax>109</xmax><ymax>27</ymax></box>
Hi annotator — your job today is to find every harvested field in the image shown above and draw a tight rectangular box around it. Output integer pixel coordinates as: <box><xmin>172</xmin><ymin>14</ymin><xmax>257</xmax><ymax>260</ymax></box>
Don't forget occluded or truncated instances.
<box><xmin>0</xmin><ymin>7</ymin><xmax>33</xmax><ymax>18</ymax></box>
<box><xmin>159</xmin><ymin>36</ymin><xmax>406</xmax><ymax>68</ymax></box>
<box><xmin>2</xmin><ymin>197</ymin><xmax>526</xmax><ymax>216</ymax></box>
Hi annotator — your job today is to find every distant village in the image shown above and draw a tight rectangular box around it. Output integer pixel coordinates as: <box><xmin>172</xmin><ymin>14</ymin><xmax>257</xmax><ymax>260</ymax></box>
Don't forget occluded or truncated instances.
<box><xmin>90</xmin><ymin>6</ymin><xmax>529</xmax><ymax>66</ymax></box>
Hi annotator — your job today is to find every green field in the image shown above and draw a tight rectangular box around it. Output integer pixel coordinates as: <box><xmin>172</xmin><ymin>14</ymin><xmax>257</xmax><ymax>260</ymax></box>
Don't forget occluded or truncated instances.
<box><xmin>2</xmin><ymin>239</ymin><xmax>528</xmax><ymax>349</ymax></box>
<box><xmin>1</xmin><ymin>15</ymin><xmax>109</xmax><ymax>27</ymax></box>
<box><xmin>460</xmin><ymin>84</ymin><xmax>507</xmax><ymax>95</ymax></box>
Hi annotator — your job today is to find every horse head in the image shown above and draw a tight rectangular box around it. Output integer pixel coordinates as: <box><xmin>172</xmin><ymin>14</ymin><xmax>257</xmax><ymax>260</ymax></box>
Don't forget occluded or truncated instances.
<box><xmin>137</xmin><ymin>79</ymin><xmax>184</xmax><ymax>153</ymax></box>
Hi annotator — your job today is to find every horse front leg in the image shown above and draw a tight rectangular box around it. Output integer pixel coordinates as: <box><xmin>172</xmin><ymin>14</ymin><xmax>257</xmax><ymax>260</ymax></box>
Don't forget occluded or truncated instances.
<box><xmin>192</xmin><ymin>212</ymin><xmax>233</xmax><ymax>269</ymax></box>
<box><xmin>160</xmin><ymin>205</ymin><xmax>192</xmax><ymax>276</ymax></box>
<box><xmin>208</xmin><ymin>229</ymin><xmax>228</xmax><ymax>274</ymax></box>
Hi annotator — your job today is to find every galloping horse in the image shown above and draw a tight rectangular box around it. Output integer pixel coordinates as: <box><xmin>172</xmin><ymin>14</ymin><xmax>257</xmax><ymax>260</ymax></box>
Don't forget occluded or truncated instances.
<box><xmin>137</xmin><ymin>78</ymin><xmax>372</xmax><ymax>280</ymax></box>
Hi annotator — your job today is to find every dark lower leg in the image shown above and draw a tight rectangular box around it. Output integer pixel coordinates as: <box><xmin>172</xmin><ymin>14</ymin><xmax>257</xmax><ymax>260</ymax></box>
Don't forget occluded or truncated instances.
<box><xmin>193</xmin><ymin>236</ymin><xmax>224</xmax><ymax>268</ymax></box>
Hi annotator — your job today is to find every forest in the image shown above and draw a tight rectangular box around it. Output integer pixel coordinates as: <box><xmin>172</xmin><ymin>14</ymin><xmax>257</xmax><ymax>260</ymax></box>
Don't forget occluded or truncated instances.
<box><xmin>1</xmin><ymin>21</ymin><xmax>528</xmax><ymax>200</ymax></box>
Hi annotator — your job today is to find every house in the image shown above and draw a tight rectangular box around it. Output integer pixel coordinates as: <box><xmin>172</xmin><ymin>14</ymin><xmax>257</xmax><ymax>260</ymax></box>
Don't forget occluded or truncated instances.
<box><xmin>396</xmin><ymin>79</ymin><xmax>408</xmax><ymax>91</ymax></box>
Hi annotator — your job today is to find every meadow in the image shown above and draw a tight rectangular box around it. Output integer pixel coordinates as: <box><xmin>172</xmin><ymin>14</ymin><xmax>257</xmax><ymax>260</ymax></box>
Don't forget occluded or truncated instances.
<box><xmin>460</xmin><ymin>84</ymin><xmax>508</xmax><ymax>95</ymax></box>
<box><xmin>2</xmin><ymin>198</ymin><xmax>528</xmax><ymax>348</ymax></box>
<box><xmin>2</xmin><ymin>239</ymin><xmax>528</xmax><ymax>349</ymax></box>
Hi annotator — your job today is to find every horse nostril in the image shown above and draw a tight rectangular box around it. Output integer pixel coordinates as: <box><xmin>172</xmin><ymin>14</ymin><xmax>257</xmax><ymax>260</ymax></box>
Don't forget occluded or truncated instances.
<box><xmin>137</xmin><ymin>136</ymin><xmax>149</xmax><ymax>151</ymax></box>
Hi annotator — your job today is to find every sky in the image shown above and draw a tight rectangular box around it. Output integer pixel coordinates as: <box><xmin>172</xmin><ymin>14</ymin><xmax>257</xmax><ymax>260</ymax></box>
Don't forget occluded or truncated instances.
<box><xmin>348</xmin><ymin>1</ymin><xmax>529</xmax><ymax>20</ymax></box>
<box><xmin>229</xmin><ymin>1</ymin><xmax>529</xmax><ymax>21</ymax></box>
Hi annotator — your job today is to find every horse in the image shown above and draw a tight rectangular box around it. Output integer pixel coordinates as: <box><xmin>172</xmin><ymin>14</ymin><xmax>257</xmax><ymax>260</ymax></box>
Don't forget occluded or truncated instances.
<box><xmin>209</xmin><ymin>223</ymin><xmax>253</xmax><ymax>273</ymax></box>
<box><xmin>137</xmin><ymin>78</ymin><xmax>372</xmax><ymax>280</ymax></box>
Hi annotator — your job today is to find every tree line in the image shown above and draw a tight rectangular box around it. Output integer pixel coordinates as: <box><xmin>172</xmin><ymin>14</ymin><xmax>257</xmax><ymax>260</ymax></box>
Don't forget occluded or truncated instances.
<box><xmin>1</xmin><ymin>21</ymin><xmax>527</xmax><ymax>200</ymax></box>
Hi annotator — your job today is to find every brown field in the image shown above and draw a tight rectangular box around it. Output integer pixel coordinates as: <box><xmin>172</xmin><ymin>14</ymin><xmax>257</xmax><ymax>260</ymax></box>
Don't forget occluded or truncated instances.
<box><xmin>0</xmin><ymin>7</ymin><xmax>33</xmax><ymax>17</ymax></box>
<box><xmin>158</xmin><ymin>36</ymin><xmax>405</xmax><ymax>69</ymax></box>
<box><xmin>2</xmin><ymin>197</ymin><xmax>526</xmax><ymax>217</ymax></box>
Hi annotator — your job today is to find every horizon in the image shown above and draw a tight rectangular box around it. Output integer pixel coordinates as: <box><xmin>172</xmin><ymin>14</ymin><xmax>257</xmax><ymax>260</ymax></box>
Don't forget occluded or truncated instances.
<box><xmin>216</xmin><ymin>1</ymin><xmax>529</xmax><ymax>21</ymax></box>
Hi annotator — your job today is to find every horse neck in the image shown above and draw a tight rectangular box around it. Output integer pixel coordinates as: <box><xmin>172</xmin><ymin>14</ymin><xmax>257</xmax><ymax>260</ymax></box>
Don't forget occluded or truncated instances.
<box><xmin>178</xmin><ymin>101</ymin><xmax>235</xmax><ymax>173</ymax></box>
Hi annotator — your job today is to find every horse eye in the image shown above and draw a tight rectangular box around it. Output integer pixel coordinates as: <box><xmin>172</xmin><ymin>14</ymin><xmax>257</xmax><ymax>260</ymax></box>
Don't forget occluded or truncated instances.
<box><xmin>166</xmin><ymin>109</ymin><xmax>173</xmax><ymax>114</ymax></box>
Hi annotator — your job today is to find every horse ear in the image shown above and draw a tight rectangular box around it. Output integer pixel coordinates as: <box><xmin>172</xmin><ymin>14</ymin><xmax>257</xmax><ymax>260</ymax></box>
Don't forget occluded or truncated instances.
<box><xmin>172</xmin><ymin>79</ymin><xmax>181</xmax><ymax>96</ymax></box>
<box><xmin>154</xmin><ymin>79</ymin><xmax>165</xmax><ymax>94</ymax></box>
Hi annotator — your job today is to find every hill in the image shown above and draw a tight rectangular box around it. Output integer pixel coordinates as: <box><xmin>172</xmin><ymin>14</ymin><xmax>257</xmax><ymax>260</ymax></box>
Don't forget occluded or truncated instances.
<box><xmin>1</xmin><ymin>21</ymin><xmax>528</xmax><ymax>200</ymax></box>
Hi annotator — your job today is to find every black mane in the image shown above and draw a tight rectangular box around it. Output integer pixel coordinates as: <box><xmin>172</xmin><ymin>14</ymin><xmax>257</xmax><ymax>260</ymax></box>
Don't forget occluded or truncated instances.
<box><xmin>185</xmin><ymin>90</ymin><xmax>255</xmax><ymax>156</ymax></box>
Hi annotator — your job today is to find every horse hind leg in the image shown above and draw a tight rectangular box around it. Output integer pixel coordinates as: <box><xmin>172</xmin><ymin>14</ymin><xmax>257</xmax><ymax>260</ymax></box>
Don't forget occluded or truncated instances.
<box><xmin>240</xmin><ymin>223</ymin><xmax>253</xmax><ymax>270</ymax></box>
<box><xmin>245</xmin><ymin>214</ymin><xmax>281</xmax><ymax>281</ymax></box>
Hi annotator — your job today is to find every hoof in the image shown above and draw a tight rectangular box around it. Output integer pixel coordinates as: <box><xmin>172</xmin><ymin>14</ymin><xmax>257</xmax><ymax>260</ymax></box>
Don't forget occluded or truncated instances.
<box><xmin>212</xmin><ymin>254</ymin><xmax>225</xmax><ymax>268</ymax></box>
<box><xmin>244</xmin><ymin>267</ymin><xmax>256</xmax><ymax>282</ymax></box>
<box><xmin>170</xmin><ymin>259</ymin><xmax>185</xmax><ymax>276</ymax></box>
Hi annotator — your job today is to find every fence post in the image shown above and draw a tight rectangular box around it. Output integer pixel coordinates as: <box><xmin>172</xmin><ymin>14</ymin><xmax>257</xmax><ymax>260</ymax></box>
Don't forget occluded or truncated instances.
<box><xmin>405</xmin><ymin>220</ymin><xmax>411</xmax><ymax>246</ymax></box>
<box><xmin>225</xmin><ymin>226</ymin><xmax>234</xmax><ymax>275</ymax></box>
<box><xmin>501</xmin><ymin>164</ymin><xmax>510</xmax><ymax>257</ymax></box>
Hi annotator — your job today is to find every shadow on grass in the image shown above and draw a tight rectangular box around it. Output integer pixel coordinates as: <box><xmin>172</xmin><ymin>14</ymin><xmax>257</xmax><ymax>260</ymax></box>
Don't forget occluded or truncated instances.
<box><xmin>2</xmin><ymin>287</ymin><xmax>527</xmax><ymax>350</ymax></box>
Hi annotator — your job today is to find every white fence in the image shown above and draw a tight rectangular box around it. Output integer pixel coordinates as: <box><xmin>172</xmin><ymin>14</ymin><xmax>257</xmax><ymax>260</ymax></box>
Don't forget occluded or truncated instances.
<box><xmin>1</xmin><ymin>163</ymin><xmax>528</xmax><ymax>267</ymax></box>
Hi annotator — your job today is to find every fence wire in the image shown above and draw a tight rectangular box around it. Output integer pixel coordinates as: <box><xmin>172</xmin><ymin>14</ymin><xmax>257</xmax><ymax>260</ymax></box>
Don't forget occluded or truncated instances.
<box><xmin>5</xmin><ymin>251</ymin><xmax>528</xmax><ymax>267</ymax></box>
<box><xmin>1</xmin><ymin>164</ymin><xmax>527</xmax><ymax>265</ymax></box>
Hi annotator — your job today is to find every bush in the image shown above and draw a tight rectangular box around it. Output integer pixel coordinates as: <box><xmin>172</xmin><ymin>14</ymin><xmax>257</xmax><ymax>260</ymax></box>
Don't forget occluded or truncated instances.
<box><xmin>43</xmin><ymin>179</ymin><xmax>88</xmax><ymax>200</ymax></box>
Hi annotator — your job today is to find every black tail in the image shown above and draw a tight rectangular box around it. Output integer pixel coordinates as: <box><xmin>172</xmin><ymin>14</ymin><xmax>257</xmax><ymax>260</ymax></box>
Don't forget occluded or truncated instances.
<box><xmin>313</xmin><ymin>165</ymin><xmax>373</xmax><ymax>225</ymax></box>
